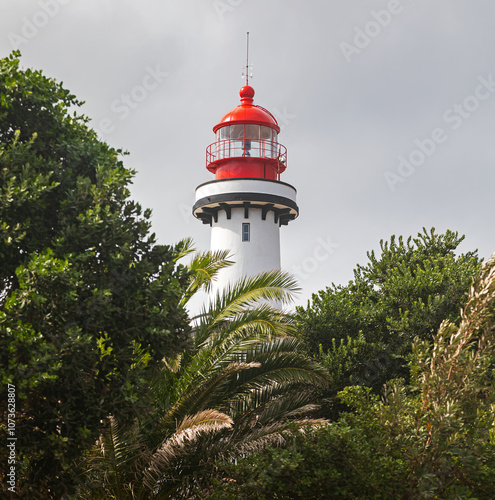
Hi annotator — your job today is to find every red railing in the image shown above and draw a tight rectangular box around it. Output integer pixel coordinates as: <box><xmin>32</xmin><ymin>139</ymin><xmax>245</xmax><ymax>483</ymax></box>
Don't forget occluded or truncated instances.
<box><xmin>206</xmin><ymin>139</ymin><xmax>287</xmax><ymax>167</ymax></box>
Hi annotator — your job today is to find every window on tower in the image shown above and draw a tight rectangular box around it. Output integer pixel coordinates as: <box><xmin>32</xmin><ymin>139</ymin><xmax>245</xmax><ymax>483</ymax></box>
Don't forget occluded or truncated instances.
<box><xmin>242</xmin><ymin>223</ymin><xmax>250</xmax><ymax>242</ymax></box>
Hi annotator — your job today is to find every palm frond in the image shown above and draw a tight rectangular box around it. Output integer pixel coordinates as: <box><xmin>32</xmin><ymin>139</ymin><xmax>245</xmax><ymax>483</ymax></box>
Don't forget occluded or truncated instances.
<box><xmin>143</xmin><ymin>411</ymin><xmax>233</xmax><ymax>491</ymax></box>
<box><xmin>214</xmin><ymin>305</ymin><xmax>296</xmax><ymax>338</ymax></box>
<box><xmin>157</xmin><ymin>362</ymin><xmax>262</xmax><ymax>436</ymax></box>
<box><xmin>232</xmin><ymin>390</ymin><xmax>321</xmax><ymax>427</ymax></box>
<box><xmin>225</xmin><ymin>418</ymin><xmax>328</xmax><ymax>458</ymax></box>
<box><xmin>171</xmin><ymin>332</ymin><xmax>320</xmax><ymax>414</ymax></box>
<box><xmin>78</xmin><ymin>249</ymin><xmax>330</xmax><ymax>498</ymax></box>
<box><xmin>176</xmin><ymin>409</ymin><xmax>233</xmax><ymax>433</ymax></box>
<box><xmin>180</xmin><ymin>249</ymin><xmax>234</xmax><ymax>307</ymax></box>
<box><xmin>192</xmin><ymin>303</ymin><xmax>295</xmax><ymax>353</ymax></box>
<box><xmin>162</xmin><ymin>353</ymin><xmax>182</xmax><ymax>374</ymax></box>
<box><xmin>233</xmin><ymin>336</ymin><xmax>331</xmax><ymax>386</ymax></box>
<box><xmin>80</xmin><ymin>416</ymin><xmax>150</xmax><ymax>499</ymax></box>
<box><xmin>208</xmin><ymin>270</ymin><xmax>300</xmax><ymax>324</ymax></box>
<box><xmin>173</xmin><ymin>237</ymin><xmax>196</xmax><ymax>262</ymax></box>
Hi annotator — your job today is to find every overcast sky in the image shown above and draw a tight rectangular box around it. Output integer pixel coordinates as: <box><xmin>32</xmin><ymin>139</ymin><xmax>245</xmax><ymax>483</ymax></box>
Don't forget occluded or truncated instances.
<box><xmin>1</xmin><ymin>0</ymin><xmax>494</xmax><ymax>308</ymax></box>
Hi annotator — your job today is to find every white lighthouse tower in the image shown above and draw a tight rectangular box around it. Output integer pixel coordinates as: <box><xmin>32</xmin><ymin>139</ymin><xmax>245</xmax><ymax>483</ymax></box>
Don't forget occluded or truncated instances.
<box><xmin>193</xmin><ymin>80</ymin><xmax>299</xmax><ymax>292</ymax></box>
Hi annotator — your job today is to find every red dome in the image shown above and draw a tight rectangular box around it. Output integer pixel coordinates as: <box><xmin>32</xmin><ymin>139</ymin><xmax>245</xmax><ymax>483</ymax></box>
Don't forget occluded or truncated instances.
<box><xmin>213</xmin><ymin>85</ymin><xmax>280</xmax><ymax>134</ymax></box>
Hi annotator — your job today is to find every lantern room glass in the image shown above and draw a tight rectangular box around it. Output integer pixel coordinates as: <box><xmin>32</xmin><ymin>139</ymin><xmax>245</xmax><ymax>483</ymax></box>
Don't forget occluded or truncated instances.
<box><xmin>215</xmin><ymin>125</ymin><xmax>278</xmax><ymax>160</ymax></box>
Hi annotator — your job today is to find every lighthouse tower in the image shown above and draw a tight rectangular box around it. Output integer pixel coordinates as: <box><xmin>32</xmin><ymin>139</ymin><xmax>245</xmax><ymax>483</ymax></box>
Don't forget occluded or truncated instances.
<box><xmin>193</xmin><ymin>82</ymin><xmax>299</xmax><ymax>292</ymax></box>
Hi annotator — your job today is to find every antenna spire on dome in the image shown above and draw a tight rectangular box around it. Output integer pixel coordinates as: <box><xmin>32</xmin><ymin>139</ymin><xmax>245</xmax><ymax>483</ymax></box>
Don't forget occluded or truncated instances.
<box><xmin>246</xmin><ymin>32</ymin><xmax>249</xmax><ymax>85</ymax></box>
<box><xmin>241</xmin><ymin>32</ymin><xmax>253</xmax><ymax>84</ymax></box>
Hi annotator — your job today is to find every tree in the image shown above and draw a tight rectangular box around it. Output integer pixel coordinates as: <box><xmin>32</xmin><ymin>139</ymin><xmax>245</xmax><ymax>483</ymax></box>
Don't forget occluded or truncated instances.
<box><xmin>77</xmin><ymin>249</ymin><xmax>329</xmax><ymax>499</ymax></box>
<box><xmin>0</xmin><ymin>52</ymin><xmax>190</xmax><ymax>497</ymax></box>
<box><xmin>205</xmin><ymin>255</ymin><xmax>495</xmax><ymax>499</ymax></box>
<box><xmin>296</xmin><ymin>228</ymin><xmax>481</xmax><ymax>400</ymax></box>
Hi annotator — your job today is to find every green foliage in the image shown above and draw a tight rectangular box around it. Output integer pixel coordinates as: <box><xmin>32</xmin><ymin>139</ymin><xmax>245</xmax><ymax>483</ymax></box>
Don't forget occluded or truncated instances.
<box><xmin>206</xmin><ymin>417</ymin><xmax>410</xmax><ymax>500</ymax></box>
<box><xmin>207</xmin><ymin>256</ymin><xmax>495</xmax><ymax>499</ymax></box>
<box><xmin>0</xmin><ymin>53</ymin><xmax>190</xmax><ymax>497</ymax></box>
<box><xmin>297</xmin><ymin>228</ymin><xmax>481</xmax><ymax>398</ymax></box>
<box><xmin>78</xmin><ymin>259</ymin><xmax>329</xmax><ymax>499</ymax></box>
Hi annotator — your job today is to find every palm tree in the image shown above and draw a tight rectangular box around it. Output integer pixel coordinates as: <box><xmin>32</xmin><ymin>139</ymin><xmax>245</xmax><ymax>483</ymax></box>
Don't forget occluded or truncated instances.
<box><xmin>78</xmin><ymin>241</ymin><xmax>329</xmax><ymax>499</ymax></box>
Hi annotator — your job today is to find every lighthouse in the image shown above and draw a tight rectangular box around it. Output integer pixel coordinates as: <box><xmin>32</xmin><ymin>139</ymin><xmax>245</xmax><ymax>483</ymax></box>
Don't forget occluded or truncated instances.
<box><xmin>192</xmin><ymin>81</ymin><xmax>299</xmax><ymax>292</ymax></box>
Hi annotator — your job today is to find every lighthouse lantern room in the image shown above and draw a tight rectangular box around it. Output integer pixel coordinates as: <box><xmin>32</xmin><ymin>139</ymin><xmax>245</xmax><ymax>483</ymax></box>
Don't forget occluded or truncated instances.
<box><xmin>193</xmin><ymin>52</ymin><xmax>299</xmax><ymax>292</ymax></box>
